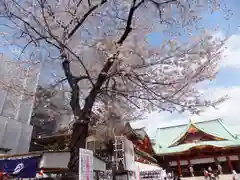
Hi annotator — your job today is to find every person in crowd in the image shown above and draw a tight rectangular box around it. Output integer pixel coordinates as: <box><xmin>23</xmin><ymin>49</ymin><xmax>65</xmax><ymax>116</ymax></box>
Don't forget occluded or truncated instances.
<box><xmin>167</xmin><ymin>171</ymin><xmax>172</xmax><ymax>180</ymax></box>
<box><xmin>161</xmin><ymin>169</ymin><xmax>167</xmax><ymax>180</ymax></box>
<box><xmin>217</xmin><ymin>164</ymin><xmax>223</xmax><ymax>175</ymax></box>
<box><xmin>208</xmin><ymin>166</ymin><xmax>213</xmax><ymax>173</ymax></box>
<box><xmin>204</xmin><ymin>168</ymin><xmax>209</xmax><ymax>180</ymax></box>
<box><xmin>214</xmin><ymin>168</ymin><xmax>220</xmax><ymax>180</ymax></box>
<box><xmin>232</xmin><ymin>170</ymin><xmax>239</xmax><ymax>180</ymax></box>
<box><xmin>173</xmin><ymin>172</ymin><xmax>181</xmax><ymax>180</ymax></box>
<box><xmin>189</xmin><ymin>166</ymin><xmax>194</xmax><ymax>177</ymax></box>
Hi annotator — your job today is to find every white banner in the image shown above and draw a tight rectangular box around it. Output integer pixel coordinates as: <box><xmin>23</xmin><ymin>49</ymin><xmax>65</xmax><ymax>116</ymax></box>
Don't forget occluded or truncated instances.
<box><xmin>79</xmin><ymin>148</ymin><xmax>94</xmax><ymax>180</ymax></box>
<box><xmin>124</xmin><ymin>138</ymin><xmax>136</xmax><ymax>172</ymax></box>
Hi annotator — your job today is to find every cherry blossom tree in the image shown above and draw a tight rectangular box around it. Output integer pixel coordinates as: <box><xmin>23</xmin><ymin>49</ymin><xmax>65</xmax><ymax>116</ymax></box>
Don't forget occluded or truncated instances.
<box><xmin>0</xmin><ymin>0</ymin><xmax>228</xmax><ymax>174</ymax></box>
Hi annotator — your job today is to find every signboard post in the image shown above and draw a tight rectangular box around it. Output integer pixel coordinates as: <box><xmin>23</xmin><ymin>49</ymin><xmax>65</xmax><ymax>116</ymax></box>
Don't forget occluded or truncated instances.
<box><xmin>113</xmin><ymin>136</ymin><xmax>137</xmax><ymax>180</ymax></box>
<box><xmin>124</xmin><ymin>138</ymin><xmax>135</xmax><ymax>172</ymax></box>
<box><xmin>79</xmin><ymin>148</ymin><xmax>94</xmax><ymax>180</ymax></box>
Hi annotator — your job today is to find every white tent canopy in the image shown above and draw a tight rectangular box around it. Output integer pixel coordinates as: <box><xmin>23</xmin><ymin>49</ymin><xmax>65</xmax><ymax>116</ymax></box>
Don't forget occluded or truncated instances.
<box><xmin>135</xmin><ymin>162</ymin><xmax>162</xmax><ymax>172</ymax></box>
<box><xmin>134</xmin><ymin>162</ymin><xmax>164</xmax><ymax>180</ymax></box>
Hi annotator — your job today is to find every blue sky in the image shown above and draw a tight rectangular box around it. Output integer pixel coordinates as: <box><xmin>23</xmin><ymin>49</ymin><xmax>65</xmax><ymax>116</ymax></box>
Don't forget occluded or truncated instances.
<box><xmin>146</xmin><ymin>0</ymin><xmax>240</xmax><ymax>89</ymax></box>
<box><xmin>148</xmin><ymin>0</ymin><xmax>240</xmax><ymax>44</ymax></box>
<box><xmin>131</xmin><ymin>0</ymin><xmax>240</xmax><ymax>136</ymax></box>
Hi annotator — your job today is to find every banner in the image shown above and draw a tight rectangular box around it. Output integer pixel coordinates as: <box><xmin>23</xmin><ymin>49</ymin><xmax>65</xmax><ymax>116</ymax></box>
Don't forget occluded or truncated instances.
<box><xmin>124</xmin><ymin>138</ymin><xmax>136</xmax><ymax>171</ymax></box>
<box><xmin>0</xmin><ymin>156</ymin><xmax>39</xmax><ymax>178</ymax></box>
<box><xmin>79</xmin><ymin>148</ymin><xmax>93</xmax><ymax>180</ymax></box>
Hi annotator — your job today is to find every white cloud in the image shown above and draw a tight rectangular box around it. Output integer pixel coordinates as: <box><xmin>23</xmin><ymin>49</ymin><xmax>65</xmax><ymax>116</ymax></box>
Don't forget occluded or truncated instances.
<box><xmin>132</xmin><ymin>86</ymin><xmax>240</xmax><ymax>137</ymax></box>
<box><xmin>130</xmin><ymin>111</ymin><xmax>189</xmax><ymax>137</ymax></box>
<box><xmin>191</xmin><ymin>86</ymin><xmax>240</xmax><ymax>131</ymax></box>
<box><xmin>221</xmin><ymin>34</ymin><xmax>240</xmax><ymax>68</ymax></box>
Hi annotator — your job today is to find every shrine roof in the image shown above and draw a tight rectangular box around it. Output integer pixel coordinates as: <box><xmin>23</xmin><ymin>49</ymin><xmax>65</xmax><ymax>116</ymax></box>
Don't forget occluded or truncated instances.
<box><xmin>153</xmin><ymin>119</ymin><xmax>240</xmax><ymax>155</ymax></box>
<box><xmin>125</xmin><ymin>122</ymin><xmax>148</xmax><ymax>140</ymax></box>
<box><xmin>154</xmin><ymin>140</ymin><xmax>240</xmax><ymax>155</ymax></box>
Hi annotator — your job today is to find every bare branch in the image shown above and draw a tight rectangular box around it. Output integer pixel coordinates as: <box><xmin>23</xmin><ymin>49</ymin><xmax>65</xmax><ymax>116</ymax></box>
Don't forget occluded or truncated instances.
<box><xmin>62</xmin><ymin>60</ymin><xmax>82</xmax><ymax>118</ymax></box>
<box><xmin>117</xmin><ymin>0</ymin><xmax>143</xmax><ymax>44</ymax></box>
<box><xmin>67</xmin><ymin>0</ymin><xmax>107</xmax><ymax>39</ymax></box>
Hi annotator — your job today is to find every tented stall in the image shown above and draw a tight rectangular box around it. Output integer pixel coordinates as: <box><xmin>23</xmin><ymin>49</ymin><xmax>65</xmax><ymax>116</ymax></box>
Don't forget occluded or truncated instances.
<box><xmin>0</xmin><ymin>150</ymin><xmax>107</xmax><ymax>179</ymax></box>
<box><xmin>135</xmin><ymin>162</ymin><xmax>162</xmax><ymax>171</ymax></box>
<box><xmin>0</xmin><ymin>155</ymin><xmax>40</xmax><ymax>179</ymax></box>
<box><xmin>135</xmin><ymin>162</ymin><xmax>165</xmax><ymax>180</ymax></box>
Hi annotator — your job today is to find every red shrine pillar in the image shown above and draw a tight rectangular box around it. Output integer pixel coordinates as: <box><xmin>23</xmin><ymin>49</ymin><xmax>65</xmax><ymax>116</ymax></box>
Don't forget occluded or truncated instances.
<box><xmin>177</xmin><ymin>159</ymin><xmax>182</xmax><ymax>177</ymax></box>
<box><xmin>226</xmin><ymin>156</ymin><xmax>233</xmax><ymax>172</ymax></box>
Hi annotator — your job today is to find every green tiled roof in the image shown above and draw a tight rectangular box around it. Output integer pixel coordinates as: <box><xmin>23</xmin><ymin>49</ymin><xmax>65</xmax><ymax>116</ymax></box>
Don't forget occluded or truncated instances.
<box><xmin>153</xmin><ymin>119</ymin><xmax>240</xmax><ymax>155</ymax></box>
<box><xmin>155</xmin><ymin>140</ymin><xmax>240</xmax><ymax>155</ymax></box>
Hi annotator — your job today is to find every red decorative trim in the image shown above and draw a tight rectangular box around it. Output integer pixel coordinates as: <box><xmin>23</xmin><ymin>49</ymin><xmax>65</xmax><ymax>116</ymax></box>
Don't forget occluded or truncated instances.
<box><xmin>158</xmin><ymin>146</ymin><xmax>240</xmax><ymax>157</ymax></box>
<box><xmin>177</xmin><ymin>159</ymin><xmax>182</xmax><ymax>177</ymax></box>
<box><xmin>226</xmin><ymin>156</ymin><xmax>233</xmax><ymax>172</ymax></box>
<box><xmin>163</xmin><ymin>152</ymin><xmax>240</xmax><ymax>162</ymax></box>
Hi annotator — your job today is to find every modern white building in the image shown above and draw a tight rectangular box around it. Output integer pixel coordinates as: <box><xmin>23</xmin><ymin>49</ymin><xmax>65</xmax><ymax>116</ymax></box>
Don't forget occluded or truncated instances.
<box><xmin>0</xmin><ymin>54</ymin><xmax>40</xmax><ymax>154</ymax></box>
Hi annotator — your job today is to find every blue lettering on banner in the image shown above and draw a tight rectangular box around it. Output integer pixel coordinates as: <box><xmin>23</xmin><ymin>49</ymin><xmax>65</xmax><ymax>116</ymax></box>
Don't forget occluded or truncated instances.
<box><xmin>0</xmin><ymin>156</ymin><xmax>39</xmax><ymax>178</ymax></box>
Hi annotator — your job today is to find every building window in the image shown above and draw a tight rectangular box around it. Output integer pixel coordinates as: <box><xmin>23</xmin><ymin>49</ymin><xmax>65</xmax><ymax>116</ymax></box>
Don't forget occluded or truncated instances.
<box><xmin>96</xmin><ymin>141</ymin><xmax>104</xmax><ymax>150</ymax></box>
<box><xmin>87</xmin><ymin>141</ymin><xmax>95</xmax><ymax>152</ymax></box>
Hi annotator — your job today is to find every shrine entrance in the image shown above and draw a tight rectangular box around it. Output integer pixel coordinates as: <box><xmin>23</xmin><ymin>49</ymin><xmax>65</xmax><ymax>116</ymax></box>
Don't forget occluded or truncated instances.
<box><xmin>192</xmin><ymin>163</ymin><xmax>217</xmax><ymax>176</ymax></box>
<box><xmin>232</xmin><ymin>160</ymin><xmax>240</xmax><ymax>173</ymax></box>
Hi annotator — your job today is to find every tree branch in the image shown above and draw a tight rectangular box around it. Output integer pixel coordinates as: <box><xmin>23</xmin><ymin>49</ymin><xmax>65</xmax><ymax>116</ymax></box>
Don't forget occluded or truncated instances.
<box><xmin>51</xmin><ymin>75</ymin><xmax>89</xmax><ymax>88</ymax></box>
<box><xmin>117</xmin><ymin>0</ymin><xmax>143</xmax><ymax>44</ymax></box>
<box><xmin>7</xmin><ymin>2</ymin><xmax>94</xmax><ymax>86</ymax></box>
<box><xmin>62</xmin><ymin>60</ymin><xmax>82</xmax><ymax>118</ymax></box>
<box><xmin>81</xmin><ymin>0</ymin><xmax>144</xmax><ymax>121</ymax></box>
<box><xmin>82</xmin><ymin>55</ymin><xmax>117</xmax><ymax>119</ymax></box>
<box><xmin>67</xmin><ymin>0</ymin><xmax>107</xmax><ymax>39</ymax></box>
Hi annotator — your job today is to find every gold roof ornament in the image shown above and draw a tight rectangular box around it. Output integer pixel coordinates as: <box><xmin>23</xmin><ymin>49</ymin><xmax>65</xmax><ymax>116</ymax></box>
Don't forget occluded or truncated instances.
<box><xmin>190</xmin><ymin>119</ymin><xmax>195</xmax><ymax>123</ymax></box>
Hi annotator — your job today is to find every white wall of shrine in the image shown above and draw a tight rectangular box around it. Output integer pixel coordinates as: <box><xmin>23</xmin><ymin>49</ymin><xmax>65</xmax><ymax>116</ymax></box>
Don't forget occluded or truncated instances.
<box><xmin>169</xmin><ymin>155</ymin><xmax>240</xmax><ymax>166</ymax></box>
<box><xmin>181</xmin><ymin>174</ymin><xmax>238</xmax><ymax>180</ymax></box>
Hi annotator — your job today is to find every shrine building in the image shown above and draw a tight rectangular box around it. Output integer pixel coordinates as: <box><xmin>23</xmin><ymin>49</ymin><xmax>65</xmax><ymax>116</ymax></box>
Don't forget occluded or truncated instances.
<box><xmin>153</xmin><ymin>119</ymin><xmax>240</xmax><ymax>177</ymax></box>
<box><xmin>124</xmin><ymin>122</ymin><xmax>157</xmax><ymax>164</ymax></box>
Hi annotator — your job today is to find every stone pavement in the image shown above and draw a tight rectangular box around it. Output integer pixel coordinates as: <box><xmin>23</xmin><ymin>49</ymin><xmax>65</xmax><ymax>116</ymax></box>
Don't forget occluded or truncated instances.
<box><xmin>181</xmin><ymin>175</ymin><xmax>234</xmax><ymax>180</ymax></box>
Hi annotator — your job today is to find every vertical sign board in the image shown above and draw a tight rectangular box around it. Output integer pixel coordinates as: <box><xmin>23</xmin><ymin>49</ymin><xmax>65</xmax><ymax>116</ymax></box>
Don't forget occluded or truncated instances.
<box><xmin>124</xmin><ymin>138</ymin><xmax>136</xmax><ymax>171</ymax></box>
<box><xmin>124</xmin><ymin>138</ymin><xmax>138</xmax><ymax>180</ymax></box>
<box><xmin>79</xmin><ymin>148</ymin><xmax>94</xmax><ymax>180</ymax></box>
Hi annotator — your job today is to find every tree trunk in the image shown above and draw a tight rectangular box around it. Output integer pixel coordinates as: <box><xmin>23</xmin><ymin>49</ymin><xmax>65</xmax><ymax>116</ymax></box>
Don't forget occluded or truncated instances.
<box><xmin>68</xmin><ymin>122</ymin><xmax>89</xmax><ymax>175</ymax></box>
